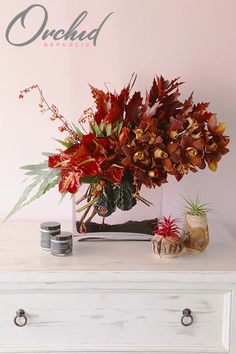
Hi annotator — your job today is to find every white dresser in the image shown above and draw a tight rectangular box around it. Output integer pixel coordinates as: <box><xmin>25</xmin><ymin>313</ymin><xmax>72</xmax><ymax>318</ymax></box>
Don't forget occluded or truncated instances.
<box><xmin>0</xmin><ymin>221</ymin><xmax>235</xmax><ymax>354</ymax></box>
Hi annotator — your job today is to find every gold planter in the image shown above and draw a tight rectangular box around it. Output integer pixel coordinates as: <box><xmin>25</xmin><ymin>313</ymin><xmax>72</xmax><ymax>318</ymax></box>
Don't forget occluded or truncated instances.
<box><xmin>151</xmin><ymin>235</ymin><xmax>184</xmax><ymax>258</ymax></box>
<box><xmin>183</xmin><ymin>214</ymin><xmax>209</xmax><ymax>253</ymax></box>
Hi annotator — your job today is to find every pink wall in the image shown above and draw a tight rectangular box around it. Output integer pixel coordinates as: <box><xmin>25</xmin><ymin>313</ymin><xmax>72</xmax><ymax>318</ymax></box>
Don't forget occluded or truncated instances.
<box><xmin>1</xmin><ymin>0</ymin><xmax>235</xmax><ymax>232</ymax></box>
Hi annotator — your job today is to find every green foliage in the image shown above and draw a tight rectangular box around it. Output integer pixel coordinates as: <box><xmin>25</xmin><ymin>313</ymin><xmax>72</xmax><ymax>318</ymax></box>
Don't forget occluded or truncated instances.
<box><xmin>80</xmin><ymin>176</ymin><xmax>98</xmax><ymax>184</ymax></box>
<box><xmin>116</xmin><ymin>121</ymin><xmax>123</xmax><ymax>137</ymax></box>
<box><xmin>4</xmin><ymin>155</ymin><xmax>61</xmax><ymax>222</ymax></box>
<box><xmin>113</xmin><ymin>172</ymin><xmax>137</xmax><ymax>211</ymax></box>
<box><xmin>53</xmin><ymin>138</ymin><xmax>73</xmax><ymax>148</ymax></box>
<box><xmin>99</xmin><ymin>122</ymin><xmax>106</xmax><ymax>135</ymax></box>
<box><xmin>71</xmin><ymin>122</ymin><xmax>83</xmax><ymax>139</ymax></box>
<box><xmin>182</xmin><ymin>195</ymin><xmax>211</xmax><ymax>216</ymax></box>
<box><xmin>89</xmin><ymin>120</ymin><xmax>123</xmax><ymax>138</ymax></box>
<box><xmin>90</xmin><ymin>121</ymin><xmax>103</xmax><ymax>137</ymax></box>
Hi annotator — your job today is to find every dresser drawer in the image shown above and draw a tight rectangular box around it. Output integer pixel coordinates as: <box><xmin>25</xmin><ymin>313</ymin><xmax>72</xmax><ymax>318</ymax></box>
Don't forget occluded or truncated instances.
<box><xmin>0</xmin><ymin>289</ymin><xmax>231</xmax><ymax>352</ymax></box>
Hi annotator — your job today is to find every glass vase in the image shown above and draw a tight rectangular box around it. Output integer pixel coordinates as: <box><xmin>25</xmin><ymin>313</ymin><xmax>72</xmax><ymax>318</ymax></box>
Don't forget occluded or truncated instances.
<box><xmin>72</xmin><ymin>185</ymin><xmax>163</xmax><ymax>241</ymax></box>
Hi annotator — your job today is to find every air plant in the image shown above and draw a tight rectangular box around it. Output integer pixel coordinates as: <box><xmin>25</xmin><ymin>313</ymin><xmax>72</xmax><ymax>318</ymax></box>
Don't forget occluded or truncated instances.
<box><xmin>152</xmin><ymin>216</ymin><xmax>184</xmax><ymax>258</ymax></box>
<box><xmin>182</xmin><ymin>195</ymin><xmax>210</xmax><ymax>252</ymax></box>
<box><xmin>153</xmin><ymin>216</ymin><xmax>182</xmax><ymax>238</ymax></box>
<box><xmin>182</xmin><ymin>195</ymin><xmax>211</xmax><ymax>217</ymax></box>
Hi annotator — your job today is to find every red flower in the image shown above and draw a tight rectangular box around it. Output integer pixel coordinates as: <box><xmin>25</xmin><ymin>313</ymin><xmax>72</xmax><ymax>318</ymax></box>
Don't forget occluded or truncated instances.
<box><xmin>59</xmin><ymin>171</ymin><xmax>80</xmax><ymax>193</ymax></box>
<box><xmin>100</xmin><ymin>162</ymin><xmax>124</xmax><ymax>184</ymax></box>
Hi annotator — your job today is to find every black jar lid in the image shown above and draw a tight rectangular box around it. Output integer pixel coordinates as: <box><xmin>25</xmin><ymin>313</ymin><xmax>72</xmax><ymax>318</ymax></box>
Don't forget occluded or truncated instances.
<box><xmin>51</xmin><ymin>231</ymin><xmax>72</xmax><ymax>241</ymax></box>
<box><xmin>40</xmin><ymin>222</ymin><xmax>61</xmax><ymax>231</ymax></box>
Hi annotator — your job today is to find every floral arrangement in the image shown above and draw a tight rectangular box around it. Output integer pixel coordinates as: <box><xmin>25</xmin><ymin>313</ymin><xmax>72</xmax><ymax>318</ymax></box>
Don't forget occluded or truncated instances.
<box><xmin>6</xmin><ymin>75</ymin><xmax>230</xmax><ymax>231</ymax></box>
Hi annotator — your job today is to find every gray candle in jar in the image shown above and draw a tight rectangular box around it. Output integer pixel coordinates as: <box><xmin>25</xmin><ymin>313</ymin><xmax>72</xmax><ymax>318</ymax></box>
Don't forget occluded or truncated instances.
<box><xmin>40</xmin><ymin>222</ymin><xmax>61</xmax><ymax>250</ymax></box>
<box><xmin>51</xmin><ymin>231</ymin><xmax>73</xmax><ymax>257</ymax></box>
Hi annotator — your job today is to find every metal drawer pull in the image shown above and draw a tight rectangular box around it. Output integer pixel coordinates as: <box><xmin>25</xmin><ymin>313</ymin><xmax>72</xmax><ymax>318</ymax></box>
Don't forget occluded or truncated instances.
<box><xmin>181</xmin><ymin>308</ymin><xmax>193</xmax><ymax>326</ymax></box>
<box><xmin>14</xmin><ymin>309</ymin><xmax>27</xmax><ymax>327</ymax></box>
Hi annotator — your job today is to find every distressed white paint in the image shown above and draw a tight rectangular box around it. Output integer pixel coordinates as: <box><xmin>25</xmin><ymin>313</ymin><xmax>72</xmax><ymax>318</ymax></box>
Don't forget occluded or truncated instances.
<box><xmin>0</xmin><ymin>221</ymin><xmax>235</xmax><ymax>272</ymax></box>
<box><xmin>0</xmin><ymin>221</ymin><xmax>235</xmax><ymax>353</ymax></box>
<box><xmin>0</xmin><ymin>289</ymin><xmax>231</xmax><ymax>352</ymax></box>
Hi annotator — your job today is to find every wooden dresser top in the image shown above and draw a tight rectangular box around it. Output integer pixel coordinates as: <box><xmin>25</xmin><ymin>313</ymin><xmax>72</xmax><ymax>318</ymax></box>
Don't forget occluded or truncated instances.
<box><xmin>0</xmin><ymin>221</ymin><xmax>235</xmax><ymax>272</ymax></box>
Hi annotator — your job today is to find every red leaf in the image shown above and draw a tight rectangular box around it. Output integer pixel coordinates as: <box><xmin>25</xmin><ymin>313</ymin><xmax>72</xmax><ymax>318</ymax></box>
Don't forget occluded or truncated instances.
<box><xmin>180</xmin><ymin>94</ymin><xmax>193</xmax><ymax>114</ymax></box>
<box><xmin>117</xmin><ymin>87</ymin><xmax>130</xmax><ymax>109</ymax></box>
<box><xmin>148</xmin><ymin>79</ymin><xmax>158</xmax><ymax>105</ymax></box>
<box><xmin>194</xmin><ymin>102</ymin><xmax>209</xmax><ymax>112</ymax></box>
<box><xmin>90</xmin><ymin>85</ymin><xmax>109</xmax><ymax>124</ymax></box>
<box><xmin>105</xmin><ymin>105</ymin><xmax>122</xmax><ymax>124</ymax></box>
<box><xmin>82</xmin><ymin>133</ymin><xmax>96</xmax><ymax>153</ymax></box>
<box><xmin>157</xmin><ymin>76</ymin><xmax>164</xmax><ymax>96</ymax></box>
<box><xmin>141</xmin><ymin>101</ymin><xmax>160</xmax><ymax>120</ymax></box>
<box><xmin>125</xmin><ymin>91</ymin><xmax>142</xmax><ymax>125</ymax></box>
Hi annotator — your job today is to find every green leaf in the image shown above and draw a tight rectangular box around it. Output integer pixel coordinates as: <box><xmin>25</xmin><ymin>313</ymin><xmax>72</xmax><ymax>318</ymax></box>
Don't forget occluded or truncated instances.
<box><xmin>4</xmin><ymin>176</ymin><xmax>44</xmax><ymax>222</ymax></box>
<box><xmin>4</xmin><ymin>161</ymin><xmax>61</xmax><ymax>222</ymax></box>
<box><xmin>42</xmin><ymin>152</ymin><xmax>54</xmax><ymax>157</ymax></box>
<box><xmin>53</xmin><ymin>138</ymin><xmax>73</xmax><ymax>148</ymax></box>
<box><xmin>20</xmin><ymin>162</ymin><xmax>48</xmax><ymax>170</ymax></box>
<box><xmin>59</xmin><ymin>192</ymin><xmax>67</xmax><ymax>203</ymax></box>
<box><xmin>89</xmin><ymin>123</ymin><xmax>95</xmax><ymax>134</ymax></box>
<box><xmin>71</xmin><ymin>122</ymin><xmax>83</xmax><ymax>139</ymax></box>
<box><xmin>106</xmin><ymin>123</ymin><xmax>112</xmax><ymax>136</ymax></box>
<box><xmin>24</xmin><ymin>170</ymin><xmax>48</xmax><ymax>176</ymax></box>
<box><xmin>99</xmin><ymin>122</ymin><xmax>106</xmax><ymax>134</ymax></box>
<box><xmin>90</xmin><ymin>121</ymin><xmax>103</xmax><ymax>137</ymax></box>
<box><xmin>181</xmin><ymin>194</ymin><xmax>212</xmax><ymax>216</ymax></box>
<box><xmin>80</xmin><ymin>175</ymin><xmax>98</xmax><ymax>184</ymax></box>
<box><xmin>15</xmin><ymin>174</ymin><xmax>60</xmax><ymax>214</ymax></box>
<box><xmin>116</xmin><ymin>121</ymin><xmax>123</xmax><ymax>137</ymax></box>
<box><xmin>41</xmin><ymin>175</ymin><xmax>60</xmax><ymax>194</ymax></box>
